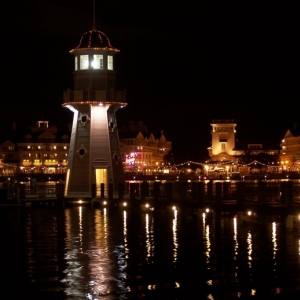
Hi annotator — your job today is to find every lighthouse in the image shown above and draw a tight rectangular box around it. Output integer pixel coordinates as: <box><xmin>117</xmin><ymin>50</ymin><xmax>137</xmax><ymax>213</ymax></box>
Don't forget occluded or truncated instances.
<box><xmin>62</xmin><ymin>26</ymin><xmax>126</xmax><ymax>198</ymax></box>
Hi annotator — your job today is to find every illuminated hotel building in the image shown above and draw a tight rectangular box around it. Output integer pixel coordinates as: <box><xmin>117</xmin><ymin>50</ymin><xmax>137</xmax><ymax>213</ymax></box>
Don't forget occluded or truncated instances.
<box><xmin>280</xmin><ymin>124</ymin><xmax>300</xmax><ymax>172</ymax></box>
<box><xmin>206</xmin><ymin>119</ymin><xmax>280</xmax><ymax>175</ymax></box>
<box><xmin>0</xmin><ymin>121</ymin><xmax>69</xmax><ymax>176</ymax></box>
<box><xmin>119</xmin><ymin>130</ymin><xmax>172</xmax><ymax>174</ymax></box>
<box><xmin>62</xmin><ymin>25</ymin><xmax>126</xmax><ymax>198</ymax></box>
<box><xmin>207</xmin><ymin>119</ymin><xmax>237</xmax><ymax>161</ymax></box>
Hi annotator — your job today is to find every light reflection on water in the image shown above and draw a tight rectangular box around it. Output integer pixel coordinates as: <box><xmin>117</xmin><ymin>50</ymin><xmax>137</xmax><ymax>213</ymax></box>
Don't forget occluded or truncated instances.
<box><xmin>1</xmin><ymin>207</ymin><xmax>300</xmax><ymax>299</ymax></box>
<box><xmin>172</xmin><ymin>210</ymin><xmax>178</xmax><ymax>263</ymax></box>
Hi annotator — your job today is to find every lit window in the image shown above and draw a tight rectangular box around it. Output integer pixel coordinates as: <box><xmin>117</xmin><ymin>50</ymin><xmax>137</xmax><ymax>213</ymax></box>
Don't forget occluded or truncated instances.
<box><xmin>75</xmin><ymin>56</ymin><xmax>78</xmax><ymax>70</ymax></box>
<box><xmin>91</xmin><ymin>54</ymin><xmax>103</xmax><ymax>69</ymax></box>
<box><xmin>221</xmin><ymin>143</ymin><xmax>225</xmax><ymax>151</ymax></box>
<box><xmin>108</xmin><ymin>55</ymin><xmax>113</xmax><ymax>70</ymax></box>
<box><xmin>80</xmin><ymin>55</ymin><xmax>89</xmax><ymax>70</ymax></box>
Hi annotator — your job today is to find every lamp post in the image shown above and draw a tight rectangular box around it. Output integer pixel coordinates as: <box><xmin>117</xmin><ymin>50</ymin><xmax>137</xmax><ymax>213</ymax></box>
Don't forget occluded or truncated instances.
<box><xmin>226</xmin><ymin>166</ymin><xmax>229</xmax><ymax>176</ymax></box>
<box><xmin>205</xmin><ymin>165</ymin><xmax>209</xmax><ymax>176</ymax></box>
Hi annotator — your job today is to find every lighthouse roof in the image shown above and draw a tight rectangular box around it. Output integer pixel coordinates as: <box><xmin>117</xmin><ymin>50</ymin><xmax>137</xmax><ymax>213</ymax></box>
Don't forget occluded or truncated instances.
<box><xmin>70</xmin><ymin>28</ymin><xmax>119</xmax><ymax>52</ymax></box>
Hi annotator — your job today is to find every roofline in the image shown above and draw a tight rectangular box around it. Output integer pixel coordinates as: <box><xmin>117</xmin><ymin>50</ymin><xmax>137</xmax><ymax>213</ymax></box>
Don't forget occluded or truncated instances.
<box><xmin>70</xmin><ymin>47</ymin><xmax>120</xmax><ymax>53</ymax></box>
<box><xmin>63</xmin><ymin>101</ymin><xmax>127</xmax><ymax>107</ymax></box>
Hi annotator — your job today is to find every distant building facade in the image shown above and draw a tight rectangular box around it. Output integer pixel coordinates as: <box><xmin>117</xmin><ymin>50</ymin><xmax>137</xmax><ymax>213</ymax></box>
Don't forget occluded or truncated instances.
<box><xmin>207</xmin><ymin>119</ymin><xmax>237</xmax><ymax>161</ymax></box>
<box><xmin>119</xmin><ymin>123</ymin><xmax>172</xmax><ymax>174</ymax></box>
<box><xmin>206</xmin><ymin>119</ymin><xmax>280</xmax><ymax>175</ymax></box>
<box><xmin>0</xmin><ymin>121</ymin><xmax>70</xmax><ymax>176</ymax></box>
<box><xmin>280</xmin><ymin>124</ymin><xmax>300</xmax><ymax>172</ymax></box>
<box><xmin>0</xmin><ymin>120</ymin><xmax>172</xmax><ymax>177</ymax></box>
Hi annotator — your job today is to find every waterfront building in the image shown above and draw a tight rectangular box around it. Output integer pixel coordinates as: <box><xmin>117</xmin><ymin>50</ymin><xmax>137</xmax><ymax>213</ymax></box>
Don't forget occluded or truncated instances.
<box><xmin>118</xmin><ymin>127</ymin><xmax>172</xmax><ymax>174</ymax></box>
<box><xmin>0</xmin><ymin>121</ymin><xmax>70</xmax><ymax>176</ymax></box>
<box><xmin>207</xmin><ymin>119</ymin><xmax>237</xmax><ymax>161</ymax></box>
<box><xmin>206</xmin><ymin>119</ymin><xmax>280</xmax><ymax>175</ymax></box>
<box><xmin>0</xmin><ymin>119</ymin><xmax>172</xmax><ymax>177</ymax></box>
<box><xmin>62</xmin><ymin>24</ymin><xmax>126</xmax><ymax>198</ymax></box>
<box><xmin>280</xmin><ymin>124</ymin><xmax>300</xmax><ymax>172</ymax></box>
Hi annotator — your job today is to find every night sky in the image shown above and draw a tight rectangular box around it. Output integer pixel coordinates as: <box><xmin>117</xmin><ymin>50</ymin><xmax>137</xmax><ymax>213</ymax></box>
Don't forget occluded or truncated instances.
<box><xmin>2</xmin><ymin>1</ymin><xmax>300</xmax><ymax>160</ymax></box>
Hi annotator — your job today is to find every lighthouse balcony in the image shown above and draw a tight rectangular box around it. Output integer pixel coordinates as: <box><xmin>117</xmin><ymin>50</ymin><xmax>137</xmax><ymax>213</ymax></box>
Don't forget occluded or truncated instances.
<box><xmin>63</xmin><ymin>89</ymin><xmax>126</xmax><ymax>103</ymax></box>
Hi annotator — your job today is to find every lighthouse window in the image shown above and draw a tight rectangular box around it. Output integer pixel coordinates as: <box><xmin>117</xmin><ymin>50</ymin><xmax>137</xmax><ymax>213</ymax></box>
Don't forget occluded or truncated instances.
<box><xmin>108</xmin><ymin>55</ymin><xmax>113</xmax><ymax>70</ymax></box>
<box><xmin>75</xmin><ymin>57</ymin><xmax>78</xmax><ymax>70</ymax></box>
<box><xmin>80</xmin><ymin>55</ymin><xmax>89</xmax><ymax>70</ymax></box>
<box><xmin>91</xmin><ymin>55</ymin><xmax>103</xmax><ymax>69</ymax></box>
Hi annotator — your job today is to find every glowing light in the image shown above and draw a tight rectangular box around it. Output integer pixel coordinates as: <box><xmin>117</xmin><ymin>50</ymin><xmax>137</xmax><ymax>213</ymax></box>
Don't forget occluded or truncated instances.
<box><xmin>73</xmin><ymin>29</ymin><xmax>118</xmax><ymax>50</ymax></box>
<box><xmin>272</xmin><ymin>222</ymin><xmax>277</xmax><ymax>261</ymax></box>
<box><xmin>173</xmin><ymin>209</ymin><xmax>178</xmax><ymax>262</ymax></box>
<box><xmin>247</xmin><ymin>231</ymin><xmax>253</xmax><ymax>263</ymax></box>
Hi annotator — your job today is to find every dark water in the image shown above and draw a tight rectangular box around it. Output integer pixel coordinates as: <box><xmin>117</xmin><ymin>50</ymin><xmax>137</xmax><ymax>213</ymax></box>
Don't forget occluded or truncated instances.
<box><xmin>0</xmin><ymin>206</ymin><xmax>300</xmax><ymax>299</ymax></box>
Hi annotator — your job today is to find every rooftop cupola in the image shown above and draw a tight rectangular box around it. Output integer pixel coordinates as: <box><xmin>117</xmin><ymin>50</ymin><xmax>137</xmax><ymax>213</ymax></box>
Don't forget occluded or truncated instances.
<box><xmin>63</xmin><ymin>26</ymin><xmax>125</xmax><ymax>104</ymax></box>
<box><xmin>69</xmin><ymin>27</ymin><xmax>119</xmax><ymax>92</ymax></box>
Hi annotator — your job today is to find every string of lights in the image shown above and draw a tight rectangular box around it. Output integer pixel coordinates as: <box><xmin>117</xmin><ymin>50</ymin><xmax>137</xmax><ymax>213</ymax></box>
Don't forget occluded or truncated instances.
<box><xmin>172</xmin><ymin>159</ymin><xmax>282</xmax><ymax>168</ymax></box>
<box><xmin>74</xmin><ymin>29</ymin><xmax>118</xmax><ymax>51</ymax></box>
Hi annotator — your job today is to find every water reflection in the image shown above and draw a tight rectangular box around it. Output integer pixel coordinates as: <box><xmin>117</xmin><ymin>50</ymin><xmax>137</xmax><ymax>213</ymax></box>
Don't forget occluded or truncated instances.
<box><xmin>172</xmin><ymin>210</ymin><xmax>178</xmax><ymax>263</ymax></box>
<box><xmin>2</xmin><ymin>207</ymin><xmax>300</xmax><ymax>299</ymax></box>
<box><xmin>233</xmin><ymin>216</ymin><xmax>239</xmax><ymax>283</ymax></box>
<box><xmin>113</xmin><ymin>209</ymin><xmax>128</xmax><ymax>298</ymax></box>
<box><xmin>63</xmin><ymin>208</ymin><xmax>85</xmax><ymax>298</ymax></box>
<box><xmin>247</xmin><ymin>230</ymin><xmax>252</xmax><ymax>265</ymax></box>
<box><xmin>202</xmin><ymin>212</ymin><xmax>212</xmax><ymax>287</ymax></box>
<box><xmin>123</xmin><ymin>210</ymin><xmax>129</xmax><ymax>260</ymax></box>
<box><xmin>272</xmin><ymin>222</ymin><xmax>278</xmax><ymax>275</ymax></box>
<box><xmin>233</xmin><ymin>217</ymin><xmax>239</xmax><ymax>259</ymax></box>
<box><xmin>202</xmin><ymin>213</ymin><xmax>211</xmax><ymax>261</ymax></box>
<box><xmin>88</xmin><ymin>208</ymin><xmax>113</xmax><ymax>298</ymax></box>
<box><xmin>63</xmin><ymin>207</ymin><xmax>119</xmax><ymax>299</ymax></box>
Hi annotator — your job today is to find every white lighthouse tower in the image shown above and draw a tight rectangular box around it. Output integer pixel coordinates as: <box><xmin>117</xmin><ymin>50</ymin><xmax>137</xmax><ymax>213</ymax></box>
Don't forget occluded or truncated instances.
<box><xmin>62</xmin><ymin>24</ymin><xmax>126</xmax><ymax>198</ymax></box>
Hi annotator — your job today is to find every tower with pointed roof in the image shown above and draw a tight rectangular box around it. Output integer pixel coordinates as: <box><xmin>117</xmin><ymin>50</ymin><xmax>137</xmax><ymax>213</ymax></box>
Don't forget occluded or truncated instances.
<box><xmin>62</xmin><ymin>21</ymin><xmax>126</xmax><ymax>198</ymax></box>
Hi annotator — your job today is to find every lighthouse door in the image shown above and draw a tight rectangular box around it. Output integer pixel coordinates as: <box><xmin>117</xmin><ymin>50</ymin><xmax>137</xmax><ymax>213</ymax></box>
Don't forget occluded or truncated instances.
<box><xmin>95</xmin><ymin>168</ymin><xmax>107</xmax><ymax>196</ymax></box>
